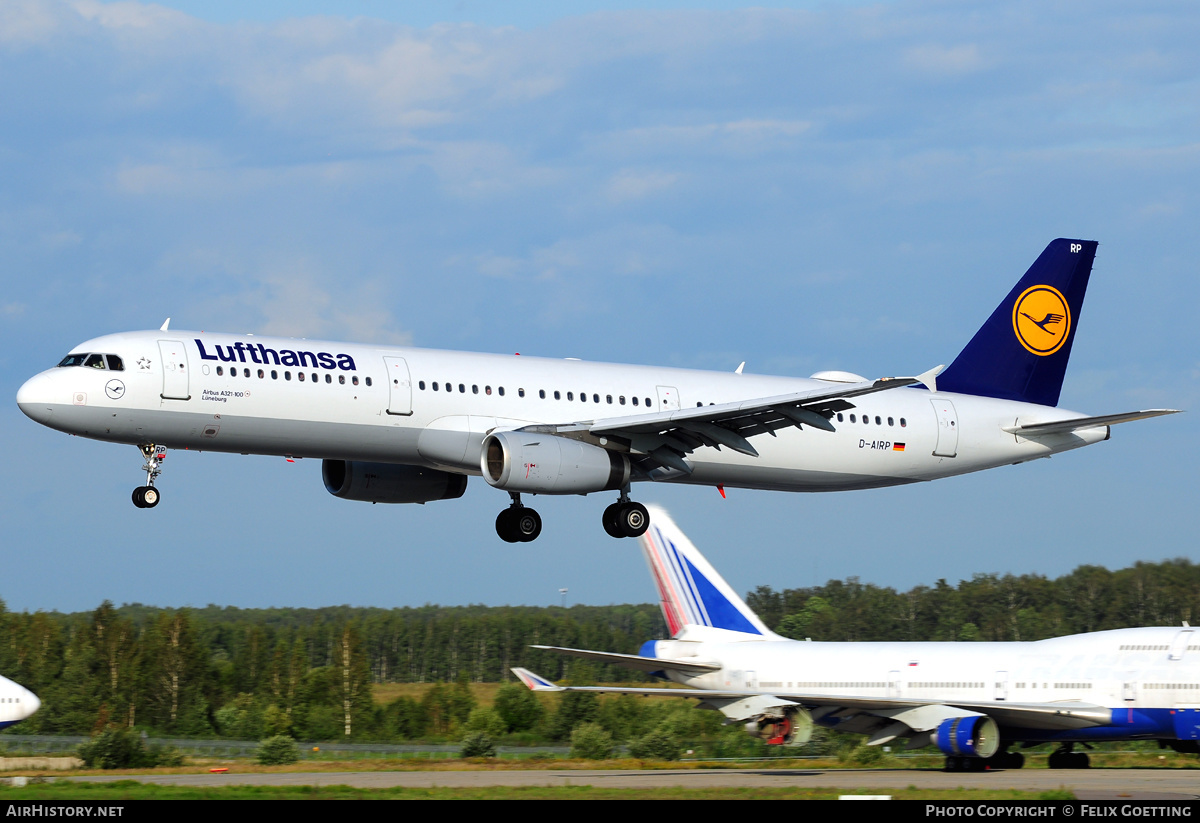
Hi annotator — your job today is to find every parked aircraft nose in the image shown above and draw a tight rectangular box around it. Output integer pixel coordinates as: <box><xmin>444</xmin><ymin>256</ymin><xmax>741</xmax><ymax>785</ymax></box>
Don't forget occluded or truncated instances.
<box><xmin>16</xmin><ymin>371</ymin><xmax>57</xmax><ymax>426</ymax></box>
<box><xmin>20</xmin><ymin>688</ymin><xmax>40</xmax><ymax>720</ymax></box>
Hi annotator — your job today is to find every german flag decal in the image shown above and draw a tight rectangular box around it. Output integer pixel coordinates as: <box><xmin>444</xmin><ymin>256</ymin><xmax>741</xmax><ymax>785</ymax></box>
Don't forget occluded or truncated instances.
<box><xmin>893</xmin><ymin>443</ymin><xmax>906</xmax><ymax>452</ymax></box>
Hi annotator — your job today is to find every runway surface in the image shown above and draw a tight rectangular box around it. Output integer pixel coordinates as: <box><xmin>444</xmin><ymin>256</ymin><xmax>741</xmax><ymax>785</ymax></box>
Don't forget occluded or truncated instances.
<box><xmin>70</xmin><ymin>767</ymin><xmax>1200</xmax><ymax>799</ymax></box>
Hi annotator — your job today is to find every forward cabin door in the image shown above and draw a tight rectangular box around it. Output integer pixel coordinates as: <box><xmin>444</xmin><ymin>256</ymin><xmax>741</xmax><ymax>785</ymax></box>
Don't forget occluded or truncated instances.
<box><xmin>157</xmin><ymin>340</ymin><xmax>191</xmax><ymax>401</ymax></box>
<box><xmin>930</xmin><ymin>398</ymin><xmax>959</xmax><ymax>457</ymax></box>
<box><xmin>384</xmin><ymin>356</ymin><xmax>413</xmax><ymax>416</ymax></box>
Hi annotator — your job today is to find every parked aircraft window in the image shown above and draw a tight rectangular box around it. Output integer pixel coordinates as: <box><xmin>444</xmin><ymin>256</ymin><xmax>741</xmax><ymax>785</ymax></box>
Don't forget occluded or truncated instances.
<box><xmin>593</xmin><ymin>394</ymin><xmax>600</xmax><ymax>403</ymax></box>
<box><xmin>285</xmin><ymin>371</ymin><xmax>291</xmax><ymax>381</ymax></box>
<box><xmin>244</xmin><ymin>368</ymin><xmax>251</xmax><ymax>378</ymax></box>
<box><xmin>554</xmin><ymin>391</ymin><xmax>561</xmax><ymax>400</ymax></box>
<box><xmin>619</xmin><ymin>396</ymin><xmax>625</xmax><ymax>405</ymax></box>
<box><xmin>567</xmin><ymin>392</ymin><xmax>573</xmax><ymax>400</ymax></box>
<box><xmin>271</xmin><ymin>370</ymin><xmax>278</xmax><ymax>380</ymax></box>
<box><xmin>257</xmin><ymin>369</ymin><xmax>264</xmax><ymax>378</ymax></box>
<box><xmin>697</xmin><ymin>402</ymin><xmax>703</xmax><ymax>407</ymax></box>
<box><xmin>645</xmin><ymin>398</ymin><xmax>651</xmax><ymax>407</ymax></box>
<box><xmin>900</xmin><ymin>417</ymin><xmax>906</xmax><ymax>427</ymax></box>
<box><xmin>366</xmin><ymin>377</ymin><xmax>372</xmax><ymax>386</ymax></box>
<box><xmin>85</xmin><ymin>354</ymin><xmax>105</xmax><ymax>369</ymax></box>
<box><xmin>538</xmin><ymin>390</ymin><xmax>545</xmax><ymax>399</ymax></box>
<box><xmin>339</xmin><ymin>375</ymin><xmax>345</xmax><ymax>385</ymax></box>
<box><xmin>311</xmin><ymin>373</ymin><xmax>318</xmax><ymax>383</ymax></box>
<box><xmin>580</xmin><ymin>392</ymin><xmax>587</xmax><ymax>402</ymax></box>
<box><xmin>473</xmin><ymin>385</ymin><xmax>479</xmax><ymax>394</ymax></box>
<box><xmin>459</xmin><ymin>383</ymin><xmax>465</xmax><ymax>393</ymax></box>
<box><xmin>519</xmin><ymin>388</ymin><xmax>525</xmax><ymax>397</ymax></box>
<box><xmin>298</xmin><ymin>372</ymin><xmax>305</xmax><ymax>382</ymax></box>
<box><xmin>58</xmin><ymin>354</ymin><xmax>88</xmax><ymax>368</ymax></box>
<box><xmin>106</xmin><ymin>355</ymin><xmax>124</xmax><ymax>371</ymax></box>
<box><xmin>849</xmin><ymin>414</ymin><xmax>856</xmax><ymax>422</ymax></box>
<box><xmin>215</xmin><ymin>366</ymin><xmax>222</xmax><ymax>376</ymax></box>
<box><xmin>875</xmin><ymin>416</ymin><xmax>881</xmax><ymax>425</ymax></box>
<box><xmin>325</xmin><ymin>374</ymin><xmax>332</xmax><ymax>384</ymax></box>
<box><xmin>419</xmin><ymin>381</ymin><xmax>426</xmax><ymax>390</ymax></box>
<box><xmin>888</xmin><ymin>417</ymin><xmax>894</xmax><ymax>426</ymax></box>
<box><xmin>484</xmin><ymin>386</ymin><xmax>491</xmax><ymax>396</ymax></box>
<box><xmin>352</xmin><ymin>376</ymin><xmax>359</xmax><ymax>386</ymax></box>
<box><xmin>836</xmin><ymin>413</ymin><xmax>843</xmax><ymax>422</ymax></box>
<box><xmin>632</xmin><ymin>396</ymin><xmax>638</xmax><ymax>406</ymax></box>
<box><xmin>499</xmin><ymin>387</ymin><xmax>505</xmax><ymax>396</ymax></box>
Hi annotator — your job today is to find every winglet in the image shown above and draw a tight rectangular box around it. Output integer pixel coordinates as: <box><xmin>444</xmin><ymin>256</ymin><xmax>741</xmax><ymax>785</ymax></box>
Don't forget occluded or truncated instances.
<box><xmin>735</xmin><ymin>362</ymin><xmax>745</xmax><ymax>375</ymax></box>
<box><xmin>511</xmin><ymin>667</ymin><xmax>563</xmax><ymax>691</ymax></box>
<box><xmin>915</xmin><ymin>364</ymin><xmax>945</xmax><ymax>394</ymax></box>
<box><xmin>160</xmin><ymin>318</ymin><xmax>171</xmax><ymax>331</ymax></box>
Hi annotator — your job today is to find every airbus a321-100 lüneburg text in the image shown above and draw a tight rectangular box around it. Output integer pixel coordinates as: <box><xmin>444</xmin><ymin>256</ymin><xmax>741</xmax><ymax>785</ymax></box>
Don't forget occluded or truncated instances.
<box><xmin>16</xmin><ymin>239</ymin><xmax>1178</xmax><ymax>542</ymax></box>
<box><xmin>513</xmin><ymin>506</ymin><xmax>1200</xmax><ymax>770</ymax></box>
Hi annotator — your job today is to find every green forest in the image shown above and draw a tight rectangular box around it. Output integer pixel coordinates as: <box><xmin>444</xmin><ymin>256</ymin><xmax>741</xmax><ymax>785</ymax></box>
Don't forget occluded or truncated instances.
<box><xmin>1</xmin><ymin>557</ymin><xmax>1196</xmax><ymax>744</ymax></box>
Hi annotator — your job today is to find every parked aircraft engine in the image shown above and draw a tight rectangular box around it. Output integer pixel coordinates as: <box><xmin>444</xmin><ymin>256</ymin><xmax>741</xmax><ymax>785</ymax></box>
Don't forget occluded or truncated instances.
<box><xmin>745</xmin><ymin>707</ymin><xmax>814</xmax><ymax>746</ymax></box>
<box><xmin>481</xmin><ymin>431</ymin><xmax>631</xmax><ymax>494</ymax></box>
<box><xmin>934</xmin><ymin>714</ymin><xmax>1000</xmax><ymax>759</ymax></box>
<box><xmin>322</xmin><ymin>460</ymin><xmax>467</xmax><ymax>504</ymax></box>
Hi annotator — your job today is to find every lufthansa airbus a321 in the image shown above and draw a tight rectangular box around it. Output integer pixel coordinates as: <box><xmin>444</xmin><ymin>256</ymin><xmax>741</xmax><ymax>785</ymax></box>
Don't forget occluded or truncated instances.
<box><xmin>16</xmin><ymin>239</ymin><xmax>1178</xmax><ymax>542</ymax></box>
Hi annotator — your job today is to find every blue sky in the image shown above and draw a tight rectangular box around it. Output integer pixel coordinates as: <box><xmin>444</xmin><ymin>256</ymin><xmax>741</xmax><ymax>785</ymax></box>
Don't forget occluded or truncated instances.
<box><xmin>1</xmin><ymin>0</ymin><xmax>1196</xmax><ymax>614</ymax></box>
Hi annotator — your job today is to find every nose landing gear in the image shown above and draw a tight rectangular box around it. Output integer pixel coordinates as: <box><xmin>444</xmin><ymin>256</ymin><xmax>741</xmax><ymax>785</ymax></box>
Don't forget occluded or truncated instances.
<box><xmin>132</xmin><ymin>444</ymin><xmax>165</xmax><ymax>509</ymax></box>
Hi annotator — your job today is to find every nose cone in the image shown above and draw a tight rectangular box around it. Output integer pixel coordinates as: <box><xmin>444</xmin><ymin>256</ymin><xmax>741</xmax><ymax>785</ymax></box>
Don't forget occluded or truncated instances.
<box><xmin>20</xmin><ymin>687</ymin><xmax>40</xmax><ymax>720</ymax></box>
<box><xmin>16</xmin><ymin>371</ymin><xmax>57</xmax><ymax>426</ymax></box>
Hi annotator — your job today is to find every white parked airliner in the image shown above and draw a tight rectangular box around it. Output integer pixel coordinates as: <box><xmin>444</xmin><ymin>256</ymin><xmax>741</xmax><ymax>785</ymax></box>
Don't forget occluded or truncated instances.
<box><xmin>513</xmin><ymin>506</ymin><xmax>1200</xmax><ymax>770</ymax></box>
<box><xmin>16</xmin><ymin>239</ymin><xmax>1177</xmax><ymax>542</ymax></box>
<box><xmin>0</xmin><ymin>675</ymin><xmax>40</xmax><ymax>730</ymax></box>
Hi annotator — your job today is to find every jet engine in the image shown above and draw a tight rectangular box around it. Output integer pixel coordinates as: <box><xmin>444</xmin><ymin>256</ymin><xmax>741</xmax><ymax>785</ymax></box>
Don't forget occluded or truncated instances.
<box><xmin>481</xmin><ymin>431</ymin><xmax>630</xmax><ymax>494</ymax></box>
<box><xmin>934</xmin><ymin>714</ymin><xmax>1000</xmax><ymax>759</ymax></box>
<box><xmin>744</xmin><ymin>707</ymin><xmax>814</xmax><ymax>746</ymax></box>
<box><xmin>322</xmin><ymin>460</ymin><xmax>467</xmax><ymax>504</ymax></box>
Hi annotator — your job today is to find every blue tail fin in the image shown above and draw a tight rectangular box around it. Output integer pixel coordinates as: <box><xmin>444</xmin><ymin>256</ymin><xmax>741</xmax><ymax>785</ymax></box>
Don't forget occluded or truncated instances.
<box><xmin>937</xmin><ymin>239</ymin><xmax>1097</xmax><ymax>407</ymax></box>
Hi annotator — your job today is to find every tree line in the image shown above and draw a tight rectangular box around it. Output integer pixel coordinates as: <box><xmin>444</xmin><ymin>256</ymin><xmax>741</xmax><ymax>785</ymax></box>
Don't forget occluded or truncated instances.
<box><xmin>0</xmin><ymin>556</ymin><xmax>1194</xmax><ymax>742</ymax></box>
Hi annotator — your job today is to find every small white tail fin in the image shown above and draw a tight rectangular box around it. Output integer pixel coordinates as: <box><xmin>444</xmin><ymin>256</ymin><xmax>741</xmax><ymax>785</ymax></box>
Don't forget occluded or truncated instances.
<box><xmin>639</xmin><ymin>505</ymin><xmax>775</xmax><ymax>639</ymax></box>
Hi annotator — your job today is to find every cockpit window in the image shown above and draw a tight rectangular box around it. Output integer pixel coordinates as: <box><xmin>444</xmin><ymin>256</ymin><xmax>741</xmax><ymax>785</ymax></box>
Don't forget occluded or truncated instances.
<box><xmin>58</xmin><ymin>353</ymin><xmax>125</xmax><ymax>370</ymax></box>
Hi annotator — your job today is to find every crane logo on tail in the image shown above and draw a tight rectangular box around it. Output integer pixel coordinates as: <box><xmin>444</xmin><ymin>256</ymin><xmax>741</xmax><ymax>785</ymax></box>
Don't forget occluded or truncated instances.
<box><xmin>1012</xmin><ymin>285</ymin><xmax>1071</xmax><ymax>356</ymax></box>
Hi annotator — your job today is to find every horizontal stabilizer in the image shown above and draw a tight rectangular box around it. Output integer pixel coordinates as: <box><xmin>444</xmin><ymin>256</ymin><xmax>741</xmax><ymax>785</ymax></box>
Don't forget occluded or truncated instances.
<box><xmin>1004</xmin><ymin>409</ymin><xmax>1180</xmax><ymax>436</ymax></box>
<box><xmin>530</xmin><ymin>645</ymin><xmax>721</xmax><ymax>675</ymax></box>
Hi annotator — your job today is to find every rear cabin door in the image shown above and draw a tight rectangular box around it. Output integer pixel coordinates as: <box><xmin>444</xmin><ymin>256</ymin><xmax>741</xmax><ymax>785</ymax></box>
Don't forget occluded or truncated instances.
<box><xmin>384</xmin><ymin>356</ymin><xmax>413</xmax><ymax>416</ymax></box>
<box><xmin>157</xmin><ymin>340</ymin><xmax>190</xmax><ymax>400</ymax></box>
<box><xmin>930</xmin><ymin>398</ymin><xmax>959</xmax><ymax>457</ymax></box>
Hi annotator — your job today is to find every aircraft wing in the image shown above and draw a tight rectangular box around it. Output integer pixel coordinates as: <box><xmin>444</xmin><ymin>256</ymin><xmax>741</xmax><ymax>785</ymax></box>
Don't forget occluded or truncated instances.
<box><xmin>519</xmin><ymin>366</ymin><xmax>942</xmax><ymax>473</ymax></box>
<box><xmin>510</xmin><ymin>668</ymin><xmax>1110</xmax><ymax>731</ymax></box>
<box><xmin>1003</xmin><ymin>409</ymin><xmax>1181</xmax><ymax>437</ymax></box>
<box><xmin>529</xmin><ymin>645</ymin><xmax>721</xmax><ymax>675</ymax></box>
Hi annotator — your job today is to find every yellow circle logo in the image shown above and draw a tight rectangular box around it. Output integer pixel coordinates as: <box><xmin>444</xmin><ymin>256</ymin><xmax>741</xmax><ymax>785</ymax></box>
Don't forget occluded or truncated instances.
<box><xmin>1012</xmin><ymin>285</ymin><xmax>1070</xmax><ymax>356</ymax></box>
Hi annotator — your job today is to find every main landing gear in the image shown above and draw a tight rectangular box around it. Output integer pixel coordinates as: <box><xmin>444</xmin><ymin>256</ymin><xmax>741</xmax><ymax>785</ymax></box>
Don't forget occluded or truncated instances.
<box><xmin>602</xmin><ymin>489</ymin><xmax>649</xmax><ymax>539</ymax></box>
<box><xmin>1047</xmin><ymin>743</ymin><xmax>1090</xmax><ymax>769</ymax></box>
<box><xmin>496</xmin><ymin>493</ymin><xmax>542</xmax><ymax>543</ymax></box>
<box><xmin>131</xmin><ymin>444</ymin><xmax>165</xmax><ymax>509</ymax></box>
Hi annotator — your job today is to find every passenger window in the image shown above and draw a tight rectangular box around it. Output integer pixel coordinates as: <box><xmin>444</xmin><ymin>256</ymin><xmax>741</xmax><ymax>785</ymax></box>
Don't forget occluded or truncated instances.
<box><xmin>900</xmin><ymin>418</ymin><xmax>906</xmax><ymax>427</ymax></box>
<box><xmin>849</xmin><ymin>414</ymin><xmax>856</xmax><ymax>423</ymax></box>
<box><xmin>217</xmin><ymin>366</ymin><xmax>224</xmax><ymax>376</ymax></box>
<box><xmin>498</xmin><ymin>387</ymin><xmax>505</xmax><ymax>396</ymax></box>
<box><xmin>432</xmin><ymin>382</ymin><xmax>439</xmax><ymax>391</ymax></box>
<box><xmin>518</xmin><ymin>388</ymin><xmax>525</xmax><ymax>397</ymax></box>
<box><xmin>593</xmin><ymin>394</ymin><xmax>600</xmax><ymax>403</ymax></box>
<box><xmin>245</xmin><ymin>368</ymin><xmax>252</xmax><ymax>378</ymax></box>
<box><xmin>339</xmin><ymin>375</ymin><xmax>345</xmax><ymax>385</ymax></box>
<box><xmin>258</xmin><ymin>369</ymin><xmax>265</xmax><ymax>378</ymax></box>
<box><xmin>837</xmin><ymin>413</ymin><xmax>844</xmax><ymax>422</ymax></box>
<box><xmin>285</xmin><ymin>371</ymin><xmax>292</xmax><ymax>381</ymax></box>
<box><xmin>619</xmin><ymin>396</ymin><xmax>625</xmax><ymax>405</ymax></box>
<box><xmin>554</xmin><ymin>391</ymin><xmax>561</xmax><ymax>400</ymax></box>
<box><xmin>580</xmin><ymin>392</ymin><xmax>587</xmax><ymax>402</ymax></box>
<box><xmin>645</xmin><ymin>398</ymin><xmax>651</xmax><ymax>407</ymax></box>
<box><xmin>632</xmin><ymin>396</ymin><xmax>638</xmax><ymax>406</ymax></box>
<box><xmin>312</xmin><ymin>373</ymin><xmax>318</xmax><ymax>383</ymax></box>
<box><xmin>106</xmin><ymin>355</ymin><xmax>124</xmax><ymax>371</ymax></box>
<box><xmin>298</xmin><ymin>372</ymin><xmax>305</xmax><ymax>382</ymax></box>
<box><xmin>419</xmin><ymin>381</ymin><xmax>426</xmax><ymax>390</ymax></box>
<box><xmin>539</xmin><ymin>390</ymin><xmax>545</xmax><ymax>399</ymax></box>
<box><xmin>272</xmin><ymin>370</ymin><xmax>278</xmax><ymax>380</ymax></box>
<box><xmin>875</xmin><ymin>416</ymin><xmax>881</xmax><ymax>425</ymax></box>
<box><xmin>567</xmin><ymin>392</ymin><xmax>573</xmax><ymax>400</ymax></box>
<box><xmin>459</xmin><ymin>383</ymin><xmax>465</xmax><ymax>393</ymax></box>
<box><xmin>352</xmin><ymin>376</ymin><xmax>359</xmax><ymax>386</ymax></box>
<box><xmin>473</xmin><ymin>385</ymin><xmax>479</xmax><ymax>394</ymax></box>
<box><xmin>888</xmin><ymin>417</ymin><xmax>894</xmax><ymax>426</ymax></box>
<box><xmin>485</xmin><ymin>386</ymin><xmax>491</xmax><ymax>395</ymax></box>
<box><xmin>606</xmin><ymin>395</ymin><xmax>612</xmax><ymax>404</ymax></box>
<box><xmin>366</xmin><ymin>377</ymin><xmax>372</xmax><ymax>387</ymax></box>
<box><xmin>325</xmin><ymin>374</ymin><xmax>332</xmax><ymax>384</ymax></box>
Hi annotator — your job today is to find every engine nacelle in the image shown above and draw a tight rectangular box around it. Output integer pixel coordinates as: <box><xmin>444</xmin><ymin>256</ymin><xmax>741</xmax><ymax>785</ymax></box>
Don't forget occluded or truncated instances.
<box><xmin>322</xmin><ymin>460</ymin><xmax>467</xmax><ymax>504</ymax></box>
<box><xmin>934</xmin><ymin>715</ymin><xmax>1000</xmax><ymax>759</ymax></box>
<box><xmin>745</xmin><ymin>708</ymin><xmax>814</xmax><ymax>746</ymax></box>
<box><xmin>481</xmin><ymin>431</ymin><xmax>630</xmax><ymax>494</ymax></box>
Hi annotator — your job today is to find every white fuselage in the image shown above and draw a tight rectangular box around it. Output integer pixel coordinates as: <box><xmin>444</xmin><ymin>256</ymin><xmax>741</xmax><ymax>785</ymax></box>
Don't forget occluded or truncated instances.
<box><xmin>655</xmin><ymin>626</ymin><xmax>1200</xmax><ymax>741</ymax></box>
<box><xmin>17</xmin><ymin>330</ymin><xmax>1109</xmax><ymax>493</ymax></box>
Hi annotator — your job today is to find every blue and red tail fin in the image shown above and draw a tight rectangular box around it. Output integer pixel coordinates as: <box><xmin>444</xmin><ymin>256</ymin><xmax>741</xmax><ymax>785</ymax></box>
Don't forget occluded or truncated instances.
<box><xmin>640</xmin><ymin>505</ymin><xmax>774</xmax><ymax>639</ymax></box>
<box><xmin>937</xmin><ymin>238</ymin><xmax>1097</xmax><ymax>407</ymax></box>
